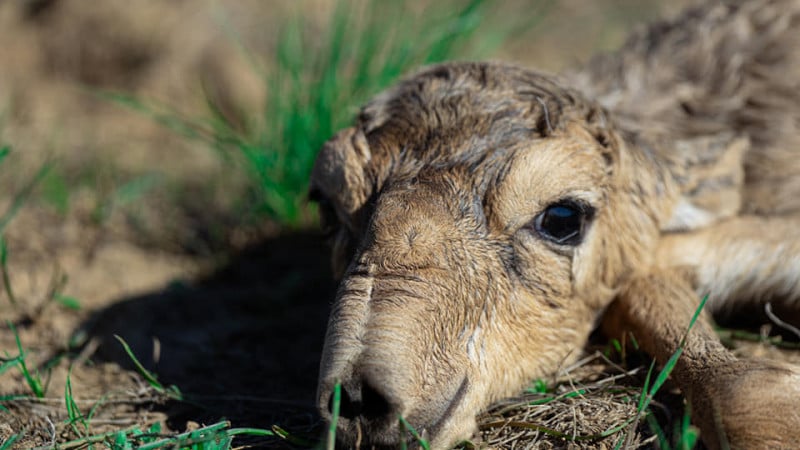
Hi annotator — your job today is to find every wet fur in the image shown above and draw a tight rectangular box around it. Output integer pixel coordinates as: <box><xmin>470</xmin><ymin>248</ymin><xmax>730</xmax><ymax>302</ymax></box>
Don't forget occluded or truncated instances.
<box><xmin>311</xmin><ymin>1</ymin><xmax>800</xmax><ymax>449</ymax></box>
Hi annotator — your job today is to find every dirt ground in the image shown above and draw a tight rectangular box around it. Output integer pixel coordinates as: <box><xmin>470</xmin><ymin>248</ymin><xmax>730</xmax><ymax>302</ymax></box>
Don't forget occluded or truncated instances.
<box><xmin>4</xmin><ymin>1</ymin><xmax>797</xmax><ymax>449</ymax></box>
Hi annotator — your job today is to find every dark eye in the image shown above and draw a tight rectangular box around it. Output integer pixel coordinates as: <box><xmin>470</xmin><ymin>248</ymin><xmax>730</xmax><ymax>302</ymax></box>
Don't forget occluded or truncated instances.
<box><xmin>533</xmin><ymin>200</ymin><xmax>593</xmax><ymax>245</ymax></box>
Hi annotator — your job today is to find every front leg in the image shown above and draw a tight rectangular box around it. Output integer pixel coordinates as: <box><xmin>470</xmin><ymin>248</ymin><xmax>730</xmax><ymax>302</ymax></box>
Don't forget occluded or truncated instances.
<box><xmin>656</xmin><ymin>214</ymin><xmax>800</xmax><ymax>323</ymax></box>
<box><xmin>603</xmin><ymin>269</ymin><xmax>800</xmax><ymax>450</ymax></box>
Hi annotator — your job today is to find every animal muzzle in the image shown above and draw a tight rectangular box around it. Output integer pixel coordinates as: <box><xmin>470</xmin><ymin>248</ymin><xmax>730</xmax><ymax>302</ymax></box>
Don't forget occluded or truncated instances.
<box><xmin>317</xmin><ymin>185</ymin><xmax>483</xmax><ymax>447</ymax></box>
<box><xmin>316</xmin><ymin>274</ymin><xmax>474</xmax><ymax>448</ymax></box>
<box><xmin>318</xmin><ymin>354</ymin><xmax>470</xmax><ymax>449</ymax></box>
<box><xmin>318</xmin><ymin>363</ymin><xmax>405</xmax><ymax>448</ymax></box>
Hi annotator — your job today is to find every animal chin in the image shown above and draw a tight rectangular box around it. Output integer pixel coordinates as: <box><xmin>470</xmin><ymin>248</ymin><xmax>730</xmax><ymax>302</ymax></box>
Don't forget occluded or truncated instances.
<box><xmin>429</xmin><ymin>376</ymin><xmax>470</xmax><ymax>437</ymax></box>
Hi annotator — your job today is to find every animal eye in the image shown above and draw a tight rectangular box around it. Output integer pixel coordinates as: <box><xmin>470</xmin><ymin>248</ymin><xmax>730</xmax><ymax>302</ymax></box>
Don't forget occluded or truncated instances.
<box><xmin>533</xmin><ymin>200</ymin><xmax>592</xmax><ymax>245</ymax></box>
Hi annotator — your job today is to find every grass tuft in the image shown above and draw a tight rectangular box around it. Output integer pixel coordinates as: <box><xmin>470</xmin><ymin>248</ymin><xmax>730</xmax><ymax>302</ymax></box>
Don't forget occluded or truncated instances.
<box><xmin>8</xmin><ymin>322</ymin><xmax>47</xmax><ymax>398</ymax></box>
<box><xmin>64</xmin><ymin>367</ymin><xmax>89</xmax><ymax>438</ymax></box>
<box><xmin>28</xmin><ymin>420</ymin><xmax>274</xmax><ymax>450</ymax></box>
<box><xmin>110</xmin><ymin>0</ymin><xmax>541</xmax><ymax>228</ymax></box>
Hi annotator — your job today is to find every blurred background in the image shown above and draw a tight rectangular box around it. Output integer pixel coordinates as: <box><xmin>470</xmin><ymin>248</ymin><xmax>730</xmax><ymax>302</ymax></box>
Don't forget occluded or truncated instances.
<box><xmin>0</xmin><ymin>0</ymin><xmax>690</xmax><ymax>242</ymax></box>
<box><xmin>0</xmin><ymin>1</ymin><xmax>694</xmax><ymax>448</ymax></box>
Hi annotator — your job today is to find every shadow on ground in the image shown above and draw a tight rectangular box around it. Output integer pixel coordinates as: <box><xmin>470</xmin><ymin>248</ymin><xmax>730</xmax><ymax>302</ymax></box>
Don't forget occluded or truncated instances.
<box><xmin>76</xmin><ymin>230</ymin><xmax>336</xmax><ymax>446</ymax></box>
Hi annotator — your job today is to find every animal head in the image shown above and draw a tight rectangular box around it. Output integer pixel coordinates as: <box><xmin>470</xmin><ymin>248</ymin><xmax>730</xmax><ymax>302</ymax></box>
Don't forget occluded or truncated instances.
<box><xmin>310</xmin><ymin>62</ymin><xmax>745</xmax><ymax>448</ymax></box>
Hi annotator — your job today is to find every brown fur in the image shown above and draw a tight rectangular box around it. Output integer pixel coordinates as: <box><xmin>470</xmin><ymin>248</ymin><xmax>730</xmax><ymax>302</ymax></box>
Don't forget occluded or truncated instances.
<box><xmin>310</xmin><ymin>1</ymin><xmax>800</xmax><ymax>448</ymax></box>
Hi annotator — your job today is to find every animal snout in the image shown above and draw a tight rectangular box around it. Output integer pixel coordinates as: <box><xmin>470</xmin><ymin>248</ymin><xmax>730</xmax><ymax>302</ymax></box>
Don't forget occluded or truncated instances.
<box><xmin>328</xmin><ymin>374</ymin><xmax>396</xmax><ymax>425</ymax></box>
<box><xmin>319</xmin><ymin>366</ymin><xmax>407</xmax><ymax>447</ymax></box>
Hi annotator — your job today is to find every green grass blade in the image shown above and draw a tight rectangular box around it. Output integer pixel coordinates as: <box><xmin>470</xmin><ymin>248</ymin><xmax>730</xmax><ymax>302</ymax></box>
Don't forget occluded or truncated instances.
<box><xmin>86</xmin><ymin>392</ymin><xmax>112</xmax><ymax>424</ymax></box>
<box><xmin>612</xmin><ymin>434</ymin><xmax>626</xmax><ymax>450</ymax></box>
<box><xmin>423</xmin><ymin>0</ymin><xmax>485</xmax><ymax>63</ymax></box>
<box><xmin>0</xmin><ymin>161</ymin><xmax>52</xmax><ymax>234</ymax></box>
<box><xmin>92</xmin><ymin>174</ymin><xmax>160</xmax><ymax>224</ymax></box>
<box><xmin>326</xmin><ymin>382</ymin><xmax>341</xmax><ymax>450</ymax></box>
<box><xmin>0</xmin><ymin>355</ymin><xmax>22</xmax><ymax>376</ymax></box>
<box><xmin>646</xmin><ymin>413</ymin><xmax>670</xmax><ymax>450</ymax></box>
<box><xmin>0</xmin><ymin>145</ymin><xmax>10</xmax><ymax>164</ymax></box>
<box><xmin>65</xmin><ymin>367</ymin><xmax>89</xmax><ymax>437</ymax></box>
<box><xmin>113</xmin><ymin>335</ymin><xmax>182</xmax><ymax>400</ymax></box>
<box><xmin>650</xmin><ymin>347</ymin><xmax>682</xmax><ymax>396</ymax></box>
<box><xmin>637</xmin><ymin>360</ymin><xmax>656</xmax><ymax>412</ymax></box>
<box><xmin>100</xmin><ymin>92</ymin><xmax>211</xmax><ymax>144</ymax></box>
<box><xmin>9</xmin><ymin>322</ymin><xmax>45</xmax><ymax>398</ymax></box>
<box><xmin>112</xmin><ymin>174</ymin><xmax>160</xmax><ymax>206</ymax></box>
<box><xmin>679</xmin><ymin>405</ymin><xmax>699</xmax><ymax>450</ymax></box>
<box><xmin>0</xmin><ymin>434</ymin><xmax>20</xmax><ymax>450</ymax></box>
<box><xmin>649</xmin><ymin>295</ymin><xmax>710</xmax><ymax>398</ymax></box>
<box><xmin>55</xmin><ymin>294</ymin><xmax>81</xmax><ymax>311</ymax></box>
<box><xmin>40</xmin><ymin>169</ymin><xmax>70</xmax><ymax>215</ymax></box>
<box><xmin>0</xmin><ymin>237</ymin><xmax>17</xmax><ymax>308</ymax></box>
<box><xmin>226</xmin><ymin>428</ymin><xmax>274</xmax><ymax>437</ymax></box>
<box><xmin>398</xmin><ymin>416</ymin><xmax>431</xmax><ymax>450</ymax></box>
<box><xmin>681</xmin><ymin>295</ymin><xmax>709</xmax><ymax>347</ymax></box>
<box><xmin>114</xmin><ymin>0</ymin><xmax>543</xmax><ymax>228</ymax></box>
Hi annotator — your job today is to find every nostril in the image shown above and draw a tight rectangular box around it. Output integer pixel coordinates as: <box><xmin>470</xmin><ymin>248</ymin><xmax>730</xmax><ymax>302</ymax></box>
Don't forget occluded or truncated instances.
<box><xmin>326</xmin><ymin>378</ymin><xmax>394</xmax><ymax>423</ymax></box>
<box><xmin>328</xmin><ymin>383</ymin><xmax>362</xmax><ymax>420</ymax></box>
<box><xmin>361</xmin><ymin>380</ymin><xmax>392</xmax><ymax>420</ymax></box>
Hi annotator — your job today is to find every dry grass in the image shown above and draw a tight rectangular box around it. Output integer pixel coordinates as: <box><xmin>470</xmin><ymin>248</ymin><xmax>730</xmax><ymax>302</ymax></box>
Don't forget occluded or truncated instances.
<box><xmin>477</xmin><ymin>351</ymin><xmax>662</xmax><ymax>449</ymax></box>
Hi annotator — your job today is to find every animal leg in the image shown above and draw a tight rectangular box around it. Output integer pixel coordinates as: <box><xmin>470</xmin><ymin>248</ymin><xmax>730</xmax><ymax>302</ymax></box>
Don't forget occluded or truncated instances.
<box><xmin>656</xmin><ymin>214</ymin><xmax>800</xmax><ymax>324</ymax></box>
<box><xmin>603</xmin><ymin>269</ymin><xmax>800</xmax><ymax>450</ymax></box>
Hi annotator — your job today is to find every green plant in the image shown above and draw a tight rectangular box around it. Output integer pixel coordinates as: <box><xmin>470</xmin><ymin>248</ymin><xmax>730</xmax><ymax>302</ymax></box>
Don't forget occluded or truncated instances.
<box><xmin>114</xmin><ymin>335</ymin><xmax>182</xmax><ymax>400</ymax></box>
<box><xmin>0</xmin><ymin>434</ymin><xmax>20</xmax><ymax>450</ymax></box>
<box><xmin>91</xmin><ymin>173</ymin><xmax>161</xmax><ymax>225</ymax></box>
<box><xmin>399</xmin><ymin>415</ymin><xmax>431</xmax><ymax>450</ymax></box>
<box><xmin>29</xmin><ymin>420</ymin><xmax>275</xmax><ymax>450</ymax></box>
<box><xmin>1</xmin><ymin>336</ymin><xmax>277</xmax><ymax>450</ymax></box>
<box><xmin>110</xmin><ymin>0</ymin><xmax>546</xmax><ymax>227</ymax></box>
<box><xmin>647</xmin><ymin>406</ymin><xmax>700</xmax><ymax>450</ymax></box>
<box><xmin>64</xmin><ymin>367</ymin><xmax>89</xmax><ymax>438</ymax></box>
<box><xmin>223</xmin><ymin>0</ymin><xmax>511</xmax><ymax>225</ymax></box>
<box><xmin>527</xmin><ymin>378</ymin><xmax>549</xmax><ymax>394</ymax></box>
<box><xmin>613</xmin><ymin>295</ymin><xmax>709</xmax><ymax>449</ymax></box>
<box><xmin>40</xmin><ymin>169</ymin><xmax>71</xmax><ymax>216</ymax></box>
<box><xmin>326</xmin><ymin>382</ymin><xmax>341</xmax><ymax>450</ymax></box>
<box><xmin>0</xmin><ymin>146</ymin><xmax>54</xmax><ymax>310</ymax></box>
<box><xmin>478</xmin><ymin>295</ymin><xmax>709</xmax><ymax>447</ymax></box>
<box><xmin>0</xmin><ymin>238</ymin><xmax>16</xmax><ymax>308</ymax></box>
<box><xmin>5</xmin><ymin>322</ymin><xmax>48</xmax><ymax>398</ymax></box>
<box><xmin>0</xmin><ymin>154</ymin><xmax>52</xmax><ymax>235</ymax></box>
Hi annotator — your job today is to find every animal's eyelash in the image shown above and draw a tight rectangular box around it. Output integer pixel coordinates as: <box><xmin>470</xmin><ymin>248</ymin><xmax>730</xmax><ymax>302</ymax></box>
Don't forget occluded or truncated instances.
<box><xmin>529</xmin><ymin>199</ymin><xmax>595</xmax><ymax>246</ymax></box>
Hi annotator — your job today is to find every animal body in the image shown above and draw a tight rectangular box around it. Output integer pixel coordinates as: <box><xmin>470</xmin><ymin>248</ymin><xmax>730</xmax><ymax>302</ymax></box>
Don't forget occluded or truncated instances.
<box><xmin>310</xmin><ymin>0</ymin><xmax>800</xmax><ymax>448</ymax></box>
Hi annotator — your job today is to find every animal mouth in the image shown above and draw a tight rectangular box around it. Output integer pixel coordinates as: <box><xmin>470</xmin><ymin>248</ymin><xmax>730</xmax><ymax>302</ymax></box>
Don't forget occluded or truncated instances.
<box><xmin>347</xmin><ymin>376</ymin><xmax>472</xmax><ymax>449</ymax></box>
<box><xmin>424</xmin><ymin>376</ymin><xmax>471</xmax><ymax>443</ymax></box>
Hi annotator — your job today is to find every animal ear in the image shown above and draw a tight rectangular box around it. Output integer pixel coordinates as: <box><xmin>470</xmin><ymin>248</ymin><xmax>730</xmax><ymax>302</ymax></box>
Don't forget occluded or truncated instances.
<box><xmin>658</xmin><ymin>133</ymin><xmax>748</xmax><ymax>231</ymax></box>
<box><xmin>310</xmin><ymin>127</ymin><xmax>372</xmax><ymax>221</ymax></box>
<box><xmin>310</xmin><ymin>127</ymin><xmax>373</xmax><ymax>278</ymax></box>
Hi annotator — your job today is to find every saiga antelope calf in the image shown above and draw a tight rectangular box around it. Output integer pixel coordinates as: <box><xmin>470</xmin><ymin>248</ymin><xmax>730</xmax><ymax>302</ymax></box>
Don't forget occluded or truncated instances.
<box><xmin>309</xmin><ymin>0</ymin><xmax>800</xmax><ymax>448</ymax></box>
